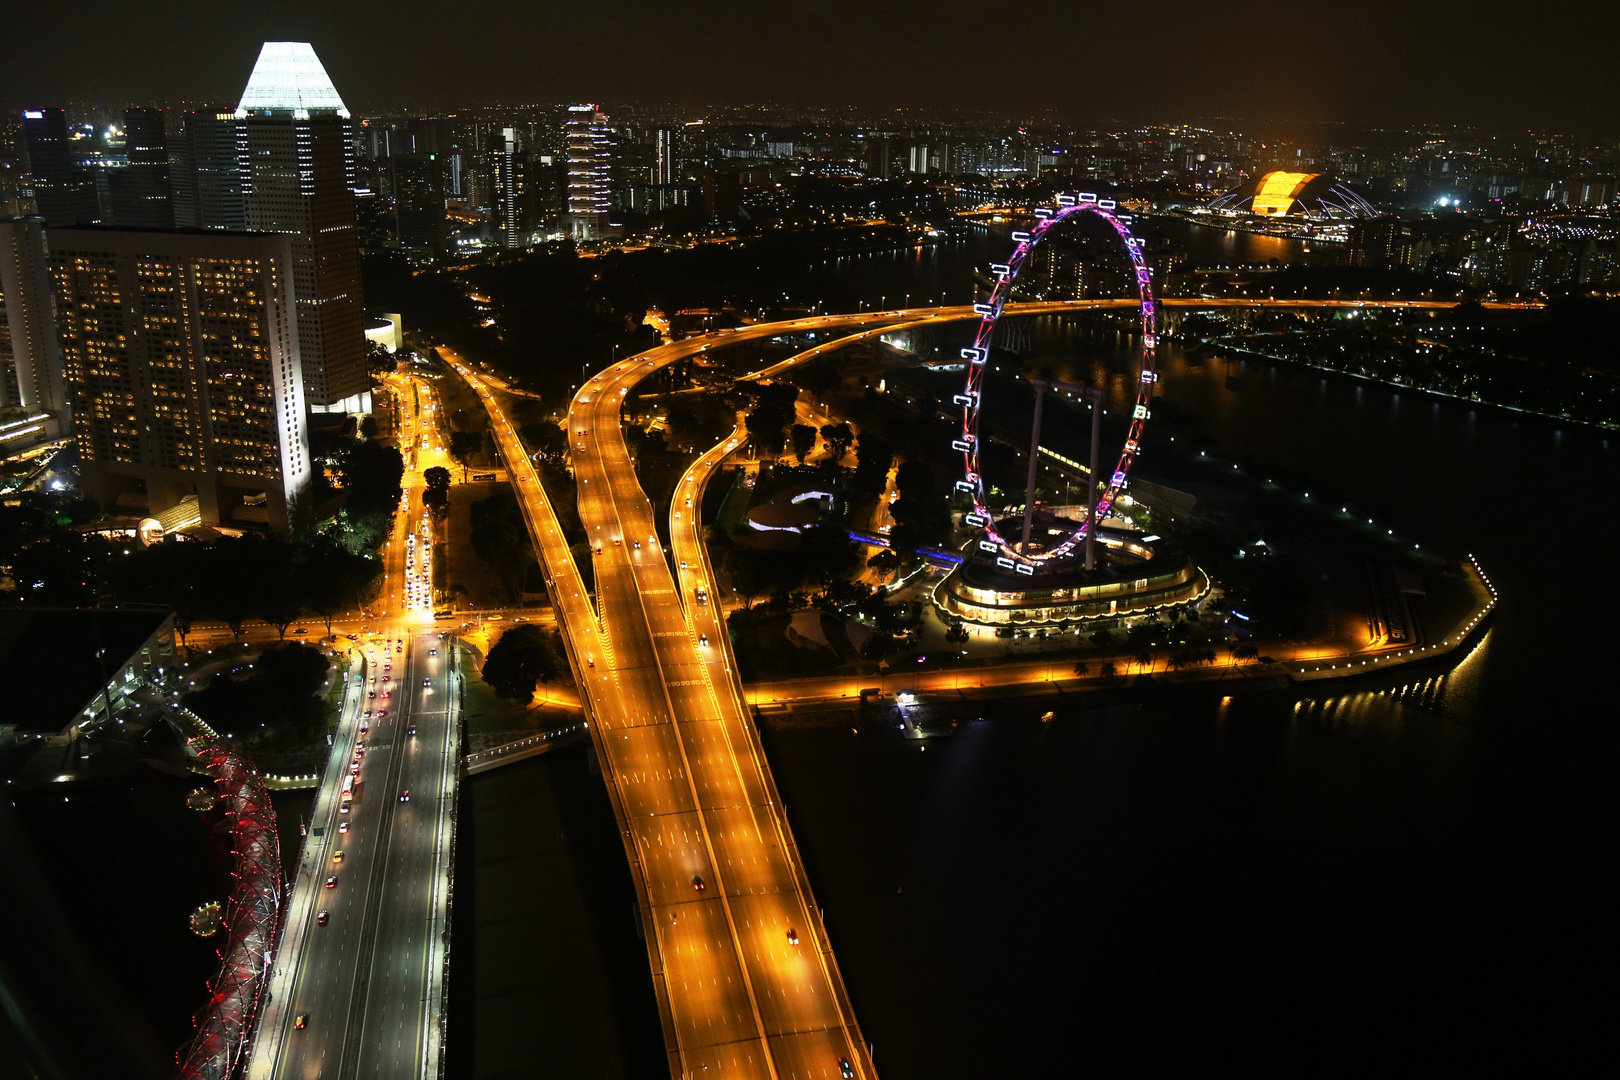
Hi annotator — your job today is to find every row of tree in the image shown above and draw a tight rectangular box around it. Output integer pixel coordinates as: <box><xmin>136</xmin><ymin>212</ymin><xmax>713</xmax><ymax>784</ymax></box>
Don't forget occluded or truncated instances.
<box><xmin>110</xmin><ymin>535</ymin><xmax>383</xmax><ymax>644</ymax></box>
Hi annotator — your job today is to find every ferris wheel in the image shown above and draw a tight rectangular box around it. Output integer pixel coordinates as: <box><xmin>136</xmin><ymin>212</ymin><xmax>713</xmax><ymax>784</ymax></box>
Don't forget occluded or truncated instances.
<box><xmin>955</xmin><ymin>195</ymin><xmax>1160</xmax><ymax>571</ymax></box>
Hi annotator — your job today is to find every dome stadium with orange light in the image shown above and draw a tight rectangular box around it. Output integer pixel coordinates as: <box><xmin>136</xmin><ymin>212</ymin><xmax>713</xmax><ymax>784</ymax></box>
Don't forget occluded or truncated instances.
<box><xmin>1208</xmin><ymin>170</ymin><xmax>1378</xmax><ymax>219</ymax></box>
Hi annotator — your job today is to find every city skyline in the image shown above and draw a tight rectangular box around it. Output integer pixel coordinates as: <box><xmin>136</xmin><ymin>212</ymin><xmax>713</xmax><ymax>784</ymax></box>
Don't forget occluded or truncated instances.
<box><xmin>3</xmin><ymin>1</ymin><xmax>1619</xmax><ymax>137</ymax></box>
<box><xmin>0</xmin><ymin>19</ymin><xmax>1612</xmax><ymax>1080</ymax></box>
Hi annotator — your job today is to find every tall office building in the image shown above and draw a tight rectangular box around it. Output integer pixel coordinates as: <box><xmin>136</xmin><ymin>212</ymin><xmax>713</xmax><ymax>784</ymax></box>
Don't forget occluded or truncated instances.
<box><xmin>107</xmin><ymin>107</ymin><xmax>174</xmax><ymax>228</ymax></box>
<box><xmin>393</xmin><ymin>152</ymin><xmax>446</xmax><ymax>259</ymax></box>
<box><xmin>21</xmin><ymin>108</ymin><xmax>99</xmax><ymax>226</ymax></box>
<box><xmin>50</xmin><ymin>227</ymin><xmax>310</xmax><ymax>536</ymax></box>
<box><xmin>491</xmin><ymin>128</ymin><xmax>530</xmax><ymax>249</ymax></box>
<box><xmin>0</xmin><ymin>216</ymin><xmax>68</xmax><ymax>418</ymax></box>
<box><xmin>565</xmin><ymin>105</ymin><xmax>612</xmax><ymax>240</ymax></box>
<box><xmin>654</xmin><ymin>127</ymin><xmax>677</xmax><ymax>185</ymax></box>
<box><xmin>169</xmin><ymin>108</ymin><xmax>244</xmax><ymax>230</ymax></box>
<box><xmin>236</xmin><ymin>42</ymin><xmax>367</xmax><ymax>411</ymax></box>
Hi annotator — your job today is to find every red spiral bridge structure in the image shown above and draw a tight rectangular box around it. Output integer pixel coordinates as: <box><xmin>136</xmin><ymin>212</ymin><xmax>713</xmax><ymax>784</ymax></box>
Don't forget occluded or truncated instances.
<box><xmin>177</xmin><ymin>725</ymin><xmax>284</xmax><ymax>1080</ymax></box>
<box><xmin>956</xmin><ymin>194</ymin><xmax>1160</xmax><ymax>569</ymax></box>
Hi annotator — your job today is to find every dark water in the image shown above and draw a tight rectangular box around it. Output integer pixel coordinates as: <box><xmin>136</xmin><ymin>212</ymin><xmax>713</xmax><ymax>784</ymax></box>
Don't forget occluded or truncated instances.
<box><xmin>760</xmin><ymin>335</ymin><xmax>1616</xmax><ymax>1074</ymax></box>
<box><xmin>447</xmin><ymin>748</ymin><xmax>666</xmax><ymax>1079</ymax></box>
<box><xmin>9</xmin><ymin>763</ymin><xmax>235</xmax><ymax>1056</ymax></box>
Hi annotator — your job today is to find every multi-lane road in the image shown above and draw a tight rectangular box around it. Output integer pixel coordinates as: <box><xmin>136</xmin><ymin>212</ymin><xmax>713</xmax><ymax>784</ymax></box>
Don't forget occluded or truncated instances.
<box><xmin>247</xmin><ymin>364</ymin><xmax>462</xmax><ymax>1080</ymax></box>
<box><xmin>247</xmin><ymin>631</ymin><xmax>460</xmax><ymax>1080</ymax></box>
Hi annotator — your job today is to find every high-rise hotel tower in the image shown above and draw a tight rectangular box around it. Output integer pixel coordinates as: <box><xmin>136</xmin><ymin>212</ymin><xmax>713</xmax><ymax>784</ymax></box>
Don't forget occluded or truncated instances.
<box><xmin>236</xmin><ymin>42</ymin><xmax>368</xmax><ymax>411</ymax></box>
<box><xmin>50</xmin><ymin>227</ymin><xmax>311</xmax><ymax>536</ymax></box>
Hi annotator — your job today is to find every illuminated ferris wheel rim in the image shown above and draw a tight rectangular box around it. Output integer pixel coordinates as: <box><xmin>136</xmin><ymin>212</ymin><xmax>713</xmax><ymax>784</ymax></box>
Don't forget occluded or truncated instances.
<box><xmin>956</xmin><ymin>195</ymin><xmax>1160</xmax><ymax>571</ymax></box>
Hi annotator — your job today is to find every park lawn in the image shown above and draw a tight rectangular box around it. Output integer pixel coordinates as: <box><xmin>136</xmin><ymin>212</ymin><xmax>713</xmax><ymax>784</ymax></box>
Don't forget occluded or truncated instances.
<box><xmin>447</xmin><ymin>482</ymin><xmax>512</xmax><ymax>609</ymax></box>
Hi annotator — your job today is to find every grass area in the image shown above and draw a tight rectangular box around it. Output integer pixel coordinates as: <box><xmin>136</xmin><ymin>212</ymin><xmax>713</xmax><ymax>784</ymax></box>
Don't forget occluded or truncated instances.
<box><xmin>459</xmin><ymin>645</ymin><xmax>577</xmax><ymax>739</ymax></box>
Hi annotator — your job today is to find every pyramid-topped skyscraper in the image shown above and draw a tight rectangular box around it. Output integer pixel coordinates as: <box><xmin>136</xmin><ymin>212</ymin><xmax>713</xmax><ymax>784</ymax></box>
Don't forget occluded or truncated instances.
<box><xmin>237</xmin><ymin>42</ymin><xmax>367</xmax><ymax>411</ymax></box>
<box><xmin>237</xmin><ymin>41</ymin><xmax>352</xmax><ymax>117</ymax></box>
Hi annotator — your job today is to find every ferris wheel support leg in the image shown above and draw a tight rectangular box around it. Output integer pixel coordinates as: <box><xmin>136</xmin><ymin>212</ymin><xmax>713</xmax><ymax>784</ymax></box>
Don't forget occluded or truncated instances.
<box><xmin>1086</xmin><ymin>389</ymin><xmax>1103</xmax><ymax>570</ymax></box>
<box><xmin>1020</xmin><ymin>383</ymin><xmax>1050</xmax><ymax>553</ymax></box>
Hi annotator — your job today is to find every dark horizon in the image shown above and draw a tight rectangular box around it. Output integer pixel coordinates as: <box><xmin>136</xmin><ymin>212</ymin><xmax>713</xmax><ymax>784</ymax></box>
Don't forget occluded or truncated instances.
<box><xmin>4</xmin><ymin>0</ymin><xmax>1618</xmax><ymax>138</ymax></box>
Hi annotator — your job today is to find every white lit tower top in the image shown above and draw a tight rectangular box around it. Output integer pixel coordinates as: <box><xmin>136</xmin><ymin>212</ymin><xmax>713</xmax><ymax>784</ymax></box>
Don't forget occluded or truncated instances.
<box><xmin>237</xmin><ymin>41</ymin><xmax>352</xmax><ymax>118</ymax></box>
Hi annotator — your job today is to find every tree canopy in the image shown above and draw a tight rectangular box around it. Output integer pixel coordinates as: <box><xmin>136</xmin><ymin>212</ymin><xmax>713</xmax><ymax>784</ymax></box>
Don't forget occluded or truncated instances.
<box><xmin>481</xmin><ymin>623</ymin><xmax>563</xmax><ymax>700</ymax></box>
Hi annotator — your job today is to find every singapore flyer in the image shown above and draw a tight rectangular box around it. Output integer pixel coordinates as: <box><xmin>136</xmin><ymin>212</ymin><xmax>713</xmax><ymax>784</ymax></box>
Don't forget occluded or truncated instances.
<box><xmin>955</xmin><ymin>194</ymin><xmax>1160</xmax><ymax>569</ymax></box>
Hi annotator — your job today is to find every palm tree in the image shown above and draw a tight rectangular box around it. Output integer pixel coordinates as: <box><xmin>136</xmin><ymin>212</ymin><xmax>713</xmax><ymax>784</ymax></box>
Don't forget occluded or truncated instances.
<box><xmin>1100</xmin><ymin>661</ymin><xmax>1117</xmax><ymax>679</ymax></box>
<box><xmin>1133</xmin><ymin>650</ymin><xmax>1153</xmax><ymax>674</ymax></box>
<box><xmin>1073</xmin><ymin>660</ymin><xmax>1090</xmax><ymax>678</ymax></box>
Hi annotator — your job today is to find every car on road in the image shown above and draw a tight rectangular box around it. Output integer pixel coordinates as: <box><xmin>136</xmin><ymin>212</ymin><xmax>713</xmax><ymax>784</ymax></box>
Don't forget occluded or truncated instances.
<box><xmin>692</xmin><ymin>875</ymin><xmax>705</xmax><ymax>891</ymax></box>
<box><xmin>316</xmin><ymin>910</ymin><xmax>328</xmax><ymax>925</ymax></box>
<box><xmin>399</xmin><ymin>790</ymin><xmax>410</xmax><ymax>802</ymax></box>
<box><xmin>423</xmin><ymin>678</ymin><xmax>430</xmax><ymax>687</ymax></box>
<box><xmin>332</xmin><ymin>850</ymin><xmax>343</xmax><ymax>862</ymax></box>
<box><xmin>325</xmin><ymin>876</ymin><xmax>337</xmax><ymax>888</ymax></box>
<box><xmin>294</xmin><ymin>1014</ymin><xmax>308</xmax><ymax>1030</ymax></box>
<box><xmin>840</xmin><ymin>1058</ymin><xmax>854</xmax><ymax>1078</ymax></box>
<box><xmin>786</xmin><ymin>928</ymin><xmax>799</xmax><ymax>945</ymax></box>
<box><xmin>699</xmin><ymin>634</ymin><xmax>708</xmax><ymax>646</ymax></box>
<box><xmin>429</xmin><ymin>648</ymin><xmax>437</xmax><ymax>656</ymax></box>
<box><xmin>293</xmin><ymin>627</ymin><xmax>307</xmax><ymax>635</ymax></box>
<box><xmin>408</xmin><ymin>725</ymin><xmax>417</xmax><ymax>736</ymax></box>
<box><xmin>339</xmin><ymin>822</ymin><xmax>349</xmax><ymax>834</ymax></box>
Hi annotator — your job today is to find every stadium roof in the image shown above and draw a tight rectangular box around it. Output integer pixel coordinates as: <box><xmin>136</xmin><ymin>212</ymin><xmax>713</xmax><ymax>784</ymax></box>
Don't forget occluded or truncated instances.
<box><xmin>1209</xmin><ymin>171</ymin><xmax>1377</xmax><ymax>219</ymax></box>
<box><xmin>237</xmin><ymin>42</ymin><xmax>350</xmax><ymax>118</ymax></box>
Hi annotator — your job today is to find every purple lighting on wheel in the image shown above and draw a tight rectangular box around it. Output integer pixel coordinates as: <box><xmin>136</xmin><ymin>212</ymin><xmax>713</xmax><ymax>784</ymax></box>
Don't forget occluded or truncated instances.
<box><xmin>957</xmin><ymin>200</ymin><xmax>1160</xmax><ymax>566</ymax></box>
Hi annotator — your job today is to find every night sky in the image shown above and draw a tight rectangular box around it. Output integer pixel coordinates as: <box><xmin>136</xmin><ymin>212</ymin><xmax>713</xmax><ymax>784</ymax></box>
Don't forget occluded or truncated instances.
<box><xmin>5</xmin><ymin>0</ymin><xmax>1617</xmax><ymax>136</ymax></box>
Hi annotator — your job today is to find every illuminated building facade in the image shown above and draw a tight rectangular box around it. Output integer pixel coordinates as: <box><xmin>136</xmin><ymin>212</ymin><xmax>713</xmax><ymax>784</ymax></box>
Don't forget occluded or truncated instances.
<box><xmin>491</xmin><ymin>128</ymin><xmax>530</xmax><ymax>249</ymax></box>
<box><xmin>565</xmin><ymin>104</ymin><xmax>612</xmax><ymax>240</ymax></box>
<box><xmin>236</xmin><ymin>42</ymin><xmax>368</xmax><ymax>411</ymax></box>
<box><xmin>936</xmin><ymin>521</ymin><xmax>1207</xmax><ymax>627</ymax></box>
<box><xmin>653</xmin><ymin>127</ymin><xmax>677</xmax><ymax>185</ymax></box>
<box><xmin>49</xmin><ymin>227</ymin><xmax>311</xmax><ymax>537</ymax></box>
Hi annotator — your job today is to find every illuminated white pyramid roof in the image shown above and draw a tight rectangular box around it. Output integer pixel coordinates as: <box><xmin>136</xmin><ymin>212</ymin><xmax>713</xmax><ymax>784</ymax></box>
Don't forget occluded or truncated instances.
<box><xmin>237</xmin><ymin>42</ymin><xmax>350</xmax><ymax>118</ymax></box>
